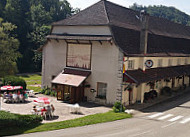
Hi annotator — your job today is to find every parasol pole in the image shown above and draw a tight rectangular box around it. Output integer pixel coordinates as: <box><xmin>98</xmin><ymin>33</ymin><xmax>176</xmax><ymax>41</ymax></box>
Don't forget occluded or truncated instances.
<box><xmin>0</xmin><ymin>93</ymin><xmax>1</xmax><ymax>111</ymax></box>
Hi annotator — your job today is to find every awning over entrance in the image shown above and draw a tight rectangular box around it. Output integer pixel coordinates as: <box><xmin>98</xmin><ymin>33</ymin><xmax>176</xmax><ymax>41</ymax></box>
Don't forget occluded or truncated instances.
<box><xmin>52</xmin><ymin>68</ymin><xmax>91</xmax><ymax>87</ymax></box>
<box><xmin>124</xmin><ymin>65</ymin><xmax>190</xmax><ymax>84</ymax></box>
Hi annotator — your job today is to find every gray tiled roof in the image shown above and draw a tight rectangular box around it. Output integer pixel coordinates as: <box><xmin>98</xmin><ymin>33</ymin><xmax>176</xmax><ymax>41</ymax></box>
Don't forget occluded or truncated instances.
<box><xmin>52</xmin><ymin>0</ymin><xmax>190</xmax><ymax>55</ymax></box>
<box><xmin>124</xmin><ymin>65</ymin><xmax>190</xmax><ymax>84</ymax></box>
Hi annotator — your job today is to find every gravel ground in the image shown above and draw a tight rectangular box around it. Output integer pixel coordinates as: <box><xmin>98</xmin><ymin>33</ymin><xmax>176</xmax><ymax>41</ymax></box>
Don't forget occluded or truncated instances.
<box><xmin>1</xmin><ymin>94</ymin><xmax>111</xmax><ymax>123</ymax></box>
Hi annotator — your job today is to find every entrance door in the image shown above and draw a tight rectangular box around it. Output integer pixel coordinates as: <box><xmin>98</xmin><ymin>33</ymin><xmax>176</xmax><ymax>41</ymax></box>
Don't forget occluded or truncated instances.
<box><xmin>57</xmin><ymin>85</ymin><xmax>64</xmax><ymax>100</ymax></box>
<box><xmin>172</xmin><ymin>78</ymin><xmax>175</xmax><ymax>88</ymax></box>
<box><xmin>64</xmin><ymin>85</ymin><xmax>71</xmax><ymax>101</ymax></box>
<box><xmin>129</xmin><ymin>90</ymin><xmax>133</xmax><ymax>105</ymax></box>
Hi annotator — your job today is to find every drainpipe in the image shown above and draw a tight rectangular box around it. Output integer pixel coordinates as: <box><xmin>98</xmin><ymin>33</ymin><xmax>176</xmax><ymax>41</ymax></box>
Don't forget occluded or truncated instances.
<box><xmin>140</xmin><ymin>10</ymin><xmax>149</xmax><ymax>72</ymax></box>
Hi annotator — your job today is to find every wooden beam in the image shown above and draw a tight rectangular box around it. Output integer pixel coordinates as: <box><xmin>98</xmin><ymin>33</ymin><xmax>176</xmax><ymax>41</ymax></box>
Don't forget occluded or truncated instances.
<box><xmin>109</xmin><ymin>40</ymin><xmax>113</xmax><ymax>45</ymax></box>
<box><xmin>76</xmin><ymin>40</ymin><xmax>80</xmax><ymax>44</ymax></box>
<box><xmin>99</xmin><ymin>40</ymin><xmax>102</xmax><ymax>45</ymax></box>
<box><xmin>65</xmin><ymin>39</ymin><xmax>68</xmax><ymax>44</ymax></box>
<box><xmin>55</xmin><ymin>39</ymin><xmax>59</xmax><ymax>43</ymax></box>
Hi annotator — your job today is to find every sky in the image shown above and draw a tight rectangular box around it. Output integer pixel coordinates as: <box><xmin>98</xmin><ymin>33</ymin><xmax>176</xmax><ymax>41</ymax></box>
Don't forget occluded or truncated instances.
<box><xmin>67</xmin><ymin>0</ymin><xmax>190</xmax><ymax>15</ymax></box>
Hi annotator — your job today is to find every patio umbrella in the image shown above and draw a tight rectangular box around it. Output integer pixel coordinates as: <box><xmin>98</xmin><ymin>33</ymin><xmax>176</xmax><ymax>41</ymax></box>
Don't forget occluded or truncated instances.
<box><xmin>13</xmin><ymin>86</ymin><xmax>23</xmax><ymax>90</ymax></box>
<box><xmin>0</xmin><ymin>86</ymin><xmax>14</xmax><ymax>91</ymax></box>
<box><xmin>0</xmin><ymin>86</ymin><xmax>23</xmax><ymax>91</ymax></box>
<box><xmin>34</xmin><ymin>97</ymin><xmax>50</xmax><ymax>105</ymax></box>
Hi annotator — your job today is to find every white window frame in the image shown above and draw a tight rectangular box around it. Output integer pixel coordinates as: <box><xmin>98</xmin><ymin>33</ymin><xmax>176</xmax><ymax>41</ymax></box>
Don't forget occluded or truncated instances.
<box><xmin>168</xmin><ymin>59</ymin><xmax>172</xmax><ymax>66</ymax></box>
<box><xmin>177</xmin><ymin>58</ymin><xmax>181</xmax><ymax>65</ymax></box>
<box><xmin>128</xmin><ymin>60</ymin><xmax>134</xmax><ymax>69</ymax></box>
<box><xmin>158</xmin><ymin>59</ymin><xmax>163</xmax><ymax>67</ymax></box>
<box><xmin>97</xmin><ymin>82</ymin><xmax>107</xmax><ymax>99</ymax></box>
<box><xmin>185</xmin><ymin>58</ymin><xmax>188</xmax><ymax>64</ymax></box>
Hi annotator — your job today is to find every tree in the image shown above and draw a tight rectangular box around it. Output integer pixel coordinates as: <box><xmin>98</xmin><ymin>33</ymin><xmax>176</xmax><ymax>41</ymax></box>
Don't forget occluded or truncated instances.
<box><xmin>0</xmin><ymin>0</ymin><xmax>6</xmax><ymax>17</ymax></box>
<box><xmin>0</xmin><ymin>0</ymin><xmax>76</xmax><ymax>73</ymax></box>
<box><xmin>0</xmin><ymin>18</ymin><xmax>20</xmax><ymax>77</ymax></box>
<box><xmin>130</xmin><ymin>3</ymin><xmax>190</xmax><ymax>26</ymax></box>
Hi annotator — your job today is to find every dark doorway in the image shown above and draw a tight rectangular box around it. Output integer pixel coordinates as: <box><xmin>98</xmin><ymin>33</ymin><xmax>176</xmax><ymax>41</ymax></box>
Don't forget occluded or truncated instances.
<box><xmin>56</xmin><ymin>84</ymin><xmax>84</xmax><ymax>103</ymax></box>
<box><xmin>172</xmin><ymin>78</ymin><xmax>175</xmax><ymax>88</ymax></box>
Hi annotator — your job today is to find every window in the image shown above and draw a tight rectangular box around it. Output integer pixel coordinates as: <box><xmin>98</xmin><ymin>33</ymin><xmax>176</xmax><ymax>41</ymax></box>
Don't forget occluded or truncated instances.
<box><xmin>97</xmin><ymin>82</ymin><xmax>107</xmax><ymax>99</ymax></box>
<box><xmin>67</xmin><ymin>43</ymin><xmax>91</xmax><ymax>69</ymax></box>
<box><xmin>168</xmin><ymin>59</ymin><xmax>172</xmax><ymax>66</ymax></box>
<box><xmin>185</xmin><ymin>58</ymin><xmax>188</xmax><ymax>64</ymax></box>
<box><xmin>128</xmin><ymin>60</ymin><xmax>134</xmax><ymax>69</ymax></box>
<box><xmin>158</xmin><ymin>59</ymin><xmax>162</xmax><ymax>67</ymax></box>
<box><xmin>177</xmin><ymin>58</ymin><xmax>181</xmax><ymax>65</ymax></box>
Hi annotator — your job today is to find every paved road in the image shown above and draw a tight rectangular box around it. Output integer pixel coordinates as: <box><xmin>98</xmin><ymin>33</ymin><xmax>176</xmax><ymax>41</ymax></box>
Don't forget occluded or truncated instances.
<box><xmin>12</xmin><ymin>91</ymin><xmax>190</xmax><ymax>137</ymax></box>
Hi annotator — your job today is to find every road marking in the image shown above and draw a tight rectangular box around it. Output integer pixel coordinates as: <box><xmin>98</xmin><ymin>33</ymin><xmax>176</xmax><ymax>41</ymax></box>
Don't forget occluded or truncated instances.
<box><xmin>158</xmin><ymin>114</ymin><xmax>173</xmax><ymax>120</ymax></box>
<box><xmin>161</xmin><ymin>122</ymin><xmax>176</xmax><ymax>128</ymax></box>
<box><xmin>130</xmin><ymin>130</ymin><xmax>152</xmax><ymax>137</ymax></box>
<box><xmin>168</xmin><ymin>116</ymin><xmax>183</xmax><ymax>122</ymax></box>
<box><xmin>180</xmin><ymin>118</ymin><xmax>190</xmax><ymax>124</ymax></box>
<box><xmin>147</xmin><ymin>113</ymin><xmax>164</xmax><ymax>118</ymax></box>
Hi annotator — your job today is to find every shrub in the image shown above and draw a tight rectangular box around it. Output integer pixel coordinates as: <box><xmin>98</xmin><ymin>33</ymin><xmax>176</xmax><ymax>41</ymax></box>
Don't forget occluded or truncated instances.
<box><xmin>41</xmin><ymin>87</ymin><xmax>57</xmax><ymax>97</ymax></box>
<box><xmin>3</xmin><ymin>76</ymin><xmax>27</xmax><ymax>90</ymax></box>
<box><xmin>40</xmin><ymin>88</ymin><xmax>46</xmax><ymax>94</ymax></box>
<box><xmin>54</xmin><ymin>92</ymin><xmax>57</xmax><ymax>97</ymax></box>
<box><xmin>113</xmin><ymin>102</ymin><xmax>125</xmax><ymax>113</ymax></box>
<box><xmin>0</xmin><ymin>111</ymin><xmax>42</xmax><ymax>128</ymax></box>
<box><xmin>50</xmin><ymin>91</ymin><xmax>55</xmax><ymax>96</ymax></box>
<box><xmin>44</xmin><ymin>90</ymin><xmax>50</xmax><ymax>95</ymax></box>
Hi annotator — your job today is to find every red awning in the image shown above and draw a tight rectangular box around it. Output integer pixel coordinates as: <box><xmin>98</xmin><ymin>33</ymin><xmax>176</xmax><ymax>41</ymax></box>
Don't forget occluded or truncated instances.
<box><xmin>52</xmin><ymin>68</ymin><xmax>91</xmax><ymax>87</ymax></box>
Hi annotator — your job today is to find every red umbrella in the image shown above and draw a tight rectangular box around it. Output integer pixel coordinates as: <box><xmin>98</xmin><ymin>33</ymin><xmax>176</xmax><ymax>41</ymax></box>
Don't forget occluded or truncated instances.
<box><xmin>0</xmin><ymin>86</ymin><xmax>23</xmax><ymax>91</ymax></box>
<box><xmin>0</xmin><ymin>86</ymin><xmax>13</xmax><ymax>91</ymax></box>
<box><xmin>13</xmin><ymin>86</ymin><xmax>23</xmax><ymax>90</ymax></box>
<box><xmin>34</xmin><ymin>97</ymin><xmax>50</xmax><ymax>104</ymax></box>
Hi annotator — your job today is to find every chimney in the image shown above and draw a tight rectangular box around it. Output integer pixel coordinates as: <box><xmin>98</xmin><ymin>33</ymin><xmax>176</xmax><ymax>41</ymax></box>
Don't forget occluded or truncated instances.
<box><xmin>140</xmin><ymin>10</ymin><xmax>149</xmax><ymax>54</ymax></box>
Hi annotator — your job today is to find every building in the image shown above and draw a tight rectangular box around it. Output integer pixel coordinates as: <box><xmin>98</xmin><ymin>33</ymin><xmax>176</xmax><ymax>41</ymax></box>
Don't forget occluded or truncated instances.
<box><xmin>41</xmin><ymin>0</ymin><xmax>190</xmax><ymax>106</ymax></box>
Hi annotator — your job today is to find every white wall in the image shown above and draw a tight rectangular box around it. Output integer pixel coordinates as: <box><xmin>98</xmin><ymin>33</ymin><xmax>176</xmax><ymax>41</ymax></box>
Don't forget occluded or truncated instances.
<box><xmin>124</xmin><ymin>57</ymin><xmax>190</xmax><ymax>71</ymax></box>
<box><xmin>42</xmin><ymin>25</ymin><xmax>122</xmax><ymax>105</ymax></box>
<box><xmin>84</xmin><ymin>41</ymin><xmax>122</xmax><ymax>105</ymax></box>
<box><xmin>52</xmin><ymin>26</ymin><xmax>112</xmax><ymax>35</ymax></box>
<box><xmin>42</xmin><ymin>40</ymin><xmax>67</xmax><ymax>87</ymax></box>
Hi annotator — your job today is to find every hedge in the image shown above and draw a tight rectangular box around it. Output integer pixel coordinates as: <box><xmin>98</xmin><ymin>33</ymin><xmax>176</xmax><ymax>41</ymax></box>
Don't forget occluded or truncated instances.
<box><xmin>113</xmin><ymin>102</ymin><xmax>125</xmax><ymax>113</ymax></box>
<box><xmin>0</xmin><ymin>111</ymin><xmax>42</xmax><ymax>128</ymax></box>
<box><xmin>3</xmin><ymin>76</ymin><xmax>27</xmax><ymax>90</ymax></box>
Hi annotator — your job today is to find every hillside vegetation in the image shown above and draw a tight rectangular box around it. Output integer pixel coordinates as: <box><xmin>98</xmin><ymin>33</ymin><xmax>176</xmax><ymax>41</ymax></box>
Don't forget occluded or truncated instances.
<box><xmin>130</xmin><ymin>3</ymin><xmax>190</xmax><ymax>26</ymax></box>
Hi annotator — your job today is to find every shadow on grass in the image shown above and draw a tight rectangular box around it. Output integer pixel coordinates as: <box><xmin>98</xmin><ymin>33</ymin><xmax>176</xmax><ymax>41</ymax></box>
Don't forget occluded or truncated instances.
<box><xmin>0</xmin><ymin>123</ymin><xmax>42</xmax><ymax>136</ymax></box>
<box><xmin>44</xmin><ymin>115</ymin><xmax>59</xmax><ymax>121</ymax></box>
<box><xmin>19</xmin><ymin>75</ymin><xmax>30</xmax><ymax>78</ymax></box>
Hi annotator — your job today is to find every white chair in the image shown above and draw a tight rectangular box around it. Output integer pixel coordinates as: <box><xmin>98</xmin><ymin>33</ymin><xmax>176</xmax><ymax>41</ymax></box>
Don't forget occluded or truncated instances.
<box><xmin>73</xmin><ymin>103</ymin><xmax>80</xmax><ymax>114</ymax></box>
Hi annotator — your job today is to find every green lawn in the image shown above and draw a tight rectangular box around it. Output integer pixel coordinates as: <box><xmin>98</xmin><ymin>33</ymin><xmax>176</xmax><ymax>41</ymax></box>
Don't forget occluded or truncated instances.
<box><xmin>27</xmin><ymin>86</ymin><xmax>42</xmax><ymax>92</ymax></box>
<box><xmin>19</xmin><ymin>74</ymin><xmax>42</xmax><ymax>92</ymax></box>
<box><xmin>0</xmin><ymin>111</ymin><xmax>132</xmax><ymax>136</ymax></box>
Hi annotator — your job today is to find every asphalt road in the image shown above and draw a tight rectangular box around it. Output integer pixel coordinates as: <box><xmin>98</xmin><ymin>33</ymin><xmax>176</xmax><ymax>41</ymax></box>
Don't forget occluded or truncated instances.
<box><xmin>12</xmin><ymin>91</ymin><xmax>190</xmax><ymax>137</ymax></box>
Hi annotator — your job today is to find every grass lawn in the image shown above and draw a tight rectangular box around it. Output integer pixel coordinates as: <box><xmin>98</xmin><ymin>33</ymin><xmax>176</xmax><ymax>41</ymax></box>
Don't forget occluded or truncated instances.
<box><xmin>0</xmin><ymin>111</ymin><xmax>132</xmax><ymax>136</ymax></box>
<box><xmin>19</xmin><ymin>74</ymin><xmax>42</xmax><ymax>92</ymax></box>
<box><xmin>27</xmin><ymin>86</ymin><xmax>42</xmax><ymax>92</ymax></box>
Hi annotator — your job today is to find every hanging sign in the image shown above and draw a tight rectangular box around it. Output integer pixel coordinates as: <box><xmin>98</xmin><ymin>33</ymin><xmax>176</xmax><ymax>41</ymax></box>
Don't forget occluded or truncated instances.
<box><xmin>145</xmin><ymin>60</ymin><xmax>153</xmax><ymax>68</ymax></box>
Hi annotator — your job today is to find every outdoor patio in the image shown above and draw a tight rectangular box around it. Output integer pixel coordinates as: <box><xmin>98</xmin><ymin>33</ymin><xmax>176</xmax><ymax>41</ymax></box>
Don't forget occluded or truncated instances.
<box><xmin>1</xmin><ymin>94</ymin><xmax>111</xmax><ymax>123</ymax></box>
